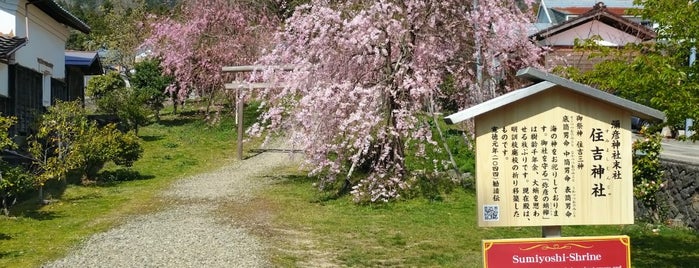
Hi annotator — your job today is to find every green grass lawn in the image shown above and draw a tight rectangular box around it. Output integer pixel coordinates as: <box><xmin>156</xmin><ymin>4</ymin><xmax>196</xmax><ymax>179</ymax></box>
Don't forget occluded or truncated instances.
<box><xmin>0</xmin><ymin>106</ymin><xmax>251</xmax><ymax>267</ymax></box>
<box><xmin>258</xmin><ymin>169</ymin><xmax>699</xmax><ymax>267</ymax></box>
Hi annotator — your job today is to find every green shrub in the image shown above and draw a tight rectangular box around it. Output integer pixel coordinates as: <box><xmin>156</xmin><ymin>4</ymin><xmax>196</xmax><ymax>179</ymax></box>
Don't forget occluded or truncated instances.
<box><xmin>96</xmin><ymin>88</ymin><xmax>151</xmax><ymax>134</ymax></box>
<box><xmin>130</xmin><ymin>59</ymin><xmax>172</xmax><ymax>122</ymax></box>
<box><xmin>0</xmin><ymin>115</ymin><xmax>35</xmax><ymax>215</ymax></box>
<box><xmin>74</xmin><ymin>124</ymin><xmax>143</xmax><ymax>182</ymax></box>
<box><xmin>89</xmin><ymin>71</ymin><xmax>152</xmax><ymax>134</ymax></box>
<box><xmin>29</xmin><ymin>101</ymin><xmax>88</xmax><ymax>187</ymax></box>
<box><xmin>0</xmin><ymin>162</ymin><xmax>34</xmax><ymax>216</ymax></box>
<box><xmin>632</xmin><ymin>127</ymin><xmax>664</xmax><ymax>222</ymax></box>
<box><xmin>86</xmin><ymin>71</ymin><xmax>125</xmax><ymax>98</ymax></box>
<box><xmin>29</xmin><ymin>100</ymin><xmax>143</xmax><ymax>185</ymax></box>
<box><xmin>112</xmin><ymin>130</ymin><xmax>143</xmax><ymax>167</ymax></box>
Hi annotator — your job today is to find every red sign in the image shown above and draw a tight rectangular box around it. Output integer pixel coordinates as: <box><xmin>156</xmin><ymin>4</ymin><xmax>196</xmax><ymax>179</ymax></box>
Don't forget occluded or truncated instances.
<box><xmin>483</xmin><ymin>235</ymin><xmax>630</xmax><ymax>268</ymax></box>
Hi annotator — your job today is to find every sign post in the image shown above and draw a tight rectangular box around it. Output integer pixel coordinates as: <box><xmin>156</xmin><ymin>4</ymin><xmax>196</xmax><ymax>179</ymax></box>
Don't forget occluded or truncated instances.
<box><xmin>445</xmin><ymin>68</ymin><xmax>664</xmax><ymax>267</ymax></box>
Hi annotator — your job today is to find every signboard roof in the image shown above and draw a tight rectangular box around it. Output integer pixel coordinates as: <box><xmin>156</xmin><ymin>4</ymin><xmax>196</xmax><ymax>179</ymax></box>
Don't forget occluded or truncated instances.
<box><xmin>445</xmin><ymin>68</ymin><xmax>665</xmax><ymax>125</ymax></box>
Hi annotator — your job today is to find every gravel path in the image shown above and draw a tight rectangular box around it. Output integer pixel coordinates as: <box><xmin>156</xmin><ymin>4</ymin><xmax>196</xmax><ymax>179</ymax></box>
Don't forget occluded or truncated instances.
<box><xmin>43</xmin><ymin>151</ymin><xmax>299</xmax><ymax>268</ymax></box>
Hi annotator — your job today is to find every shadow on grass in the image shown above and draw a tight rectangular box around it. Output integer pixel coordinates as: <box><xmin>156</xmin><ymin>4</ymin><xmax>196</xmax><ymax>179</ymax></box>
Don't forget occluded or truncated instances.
<box><xmin>139</xmin><ymin>135</ymin><xmax>164</xmax><ymax>142</ymax></box>
<box><xmin>0</xmin><ymin>233</ymin><xmax>11</xmax><ymax>240</ymax></box>
<box><xmin>0</xmin><ymin>250</ymin><xmax>22</xmax><ymax>259</ymax></box>
<box><xmin>268</xmin><ymin>174</ymin><xmax>315</xmax><ymax>184</ymax></box>
<box><xmin>632</xmin><ymin>233</ymin><xmax>699</xmax><ymax>267</ymax></box>
<box><xmin>267</xmin><ymin>174</ymin><xmax>349</xmax><ymax>203</ymax></box>
<box><xmin>159</xmin><ymin>116</ymin><xmax>197</xmax><ymax>127</ymax></box>
<box><xmin>97</xmin><ymin>169</ymin><xmax>155</xmax><ymax>186</ymax></box>
<box><xmin>17</xmin><ymin>209</ymin><xmax>59</xmax><ymax>221</ymax></box>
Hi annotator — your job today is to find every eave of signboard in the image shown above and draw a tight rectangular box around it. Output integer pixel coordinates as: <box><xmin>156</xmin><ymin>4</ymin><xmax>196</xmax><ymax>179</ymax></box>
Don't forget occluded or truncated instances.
<box><xmin>444</xmin><ymin>67</ymin><xmax>666</xmax><ymax>125</ymax></box>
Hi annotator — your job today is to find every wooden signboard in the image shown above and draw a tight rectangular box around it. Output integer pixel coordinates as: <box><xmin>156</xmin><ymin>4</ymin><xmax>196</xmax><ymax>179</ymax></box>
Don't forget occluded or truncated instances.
<box><xmin>483</xmin><ymin>235</ymin><xmax>631</xmax><ymax>268</ymax></box>
<box><xmin>446</xmin><ymin>68</ymin><xmax>665</xmax><ymax>227</ymax></box>
<box><xmin>475</xmin><ymin>89</ymin><xmax>632</xmax><ymax>226</ymax></box>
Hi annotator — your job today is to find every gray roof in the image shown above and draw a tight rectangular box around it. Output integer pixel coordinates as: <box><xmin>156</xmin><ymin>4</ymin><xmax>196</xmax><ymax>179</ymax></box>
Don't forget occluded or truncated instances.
<box><xmin>527</xmin><ymin>23</ymin><xmax>554</xmax><ymax>36</ymax></box>
<box><xmin>66</xmin><ymin>50</ymin><xmax>103</xmax><ymax>75</ymax></box>
<box><xmin>542</xmin><ymin>0</ymin><xmax>638</xmax><ymax>8</ymax></box>
<box><xmin>0</xmin><ymin>35</ymin><xmax>27</xmax><ymax>61</ymax></box>
<box><xmin>444</xmin><ymin>68</ymin><xmax>665</xmax><ymax>124</ymax></box>
<box><xmin>31</xmin><ymin>0</ymin><xmax>91</xmax><ymax>34</ymax></box>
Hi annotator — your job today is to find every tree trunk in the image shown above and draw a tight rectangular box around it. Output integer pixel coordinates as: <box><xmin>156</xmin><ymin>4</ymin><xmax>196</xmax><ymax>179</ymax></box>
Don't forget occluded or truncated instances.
<box><xmin>38</xmin><ymin>186</ymin><xmax>44</xmax><ymax>204</ymax></box>
<box><xmin>1</xmin><ymin>192</ymin><xmax>9</xmax><ymax>216</ymax></box>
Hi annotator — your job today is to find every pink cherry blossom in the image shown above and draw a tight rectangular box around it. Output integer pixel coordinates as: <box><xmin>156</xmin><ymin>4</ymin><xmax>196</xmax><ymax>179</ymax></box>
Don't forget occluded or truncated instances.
<box><xmin>252</xmin><ymin>0</ymin><xmax>545</xmax><ymax>202</ymax></box>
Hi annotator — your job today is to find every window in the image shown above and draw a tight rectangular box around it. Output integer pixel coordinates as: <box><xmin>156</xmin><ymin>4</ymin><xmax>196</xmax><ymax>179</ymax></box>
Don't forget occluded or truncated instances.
<box><xmin>38</xmin><ymin>58</ymin><xmax>53</xmax><ymax>107</ymax></box>
<box><xmin>0</xmin><ymin>63</ymin><xmax>7</xmax><ymax>97</ymax></box>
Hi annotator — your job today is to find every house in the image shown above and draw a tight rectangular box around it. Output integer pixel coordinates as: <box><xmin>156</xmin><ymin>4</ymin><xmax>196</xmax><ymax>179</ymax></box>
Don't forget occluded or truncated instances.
<box><xmin>530</xmin><ymin>2</ymin><xmax>656</xmax><ymax>70</ymax></box>
<box><xmin>65</xmin><ymin>50</ymin><xmax>103</xmax><ymax>103</ymax></box>
<box><xmin>0</xmin><ymin>0</ymin><xmax>90</xmax><ymax>134</ymax></box>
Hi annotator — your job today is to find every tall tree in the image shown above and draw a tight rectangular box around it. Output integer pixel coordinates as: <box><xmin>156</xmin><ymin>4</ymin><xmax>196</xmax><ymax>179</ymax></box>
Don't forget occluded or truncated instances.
<box><xmin>253</xmin><ymin>0</ymin><xmax>544</xmax><ymax>202</ymax></box>
<box><xmin>130</xmin><ymin>58</ymin><xmax>173</xmax><ymax>122</ymax></box>
<box><xmin>143</xmin><ymin>0</ymin><xmax>279</xmax><ymax>113</ymax></box>
<box><xmin>60</xmin><ymin>0</ymin><xmax>176</xmax><ymax>68</ymax></box>
<box><xmin>101</xmin><ymin>0</ymin><xmax>152</xmax><ymax>69</ymax></box>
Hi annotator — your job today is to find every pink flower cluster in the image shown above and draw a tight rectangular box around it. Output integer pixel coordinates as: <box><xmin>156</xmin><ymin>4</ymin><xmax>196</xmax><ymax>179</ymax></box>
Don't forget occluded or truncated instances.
<box><xmin>143</xmin><ymin>0</ymin><xmax>278</xmax><ymax>101</ymax></box>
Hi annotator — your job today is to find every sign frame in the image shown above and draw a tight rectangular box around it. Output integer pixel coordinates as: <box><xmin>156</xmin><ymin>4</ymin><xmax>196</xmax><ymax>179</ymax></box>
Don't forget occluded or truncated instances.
<box><xmin>482</xmin><ymin>235</ymin><xmax>631</xmax><ymax>268</ymax></box>
<box><xmin>445</xmin><ymin>68</ymin><xmax>665</xmax><ymax>228</ymax></box>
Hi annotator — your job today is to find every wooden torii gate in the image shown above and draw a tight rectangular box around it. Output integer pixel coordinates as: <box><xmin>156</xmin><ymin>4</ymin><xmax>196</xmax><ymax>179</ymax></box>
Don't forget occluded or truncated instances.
<box><xmin>221</xmin><ymin>65</ymin><xmax>296</xmax><ymax>160</ymax></box>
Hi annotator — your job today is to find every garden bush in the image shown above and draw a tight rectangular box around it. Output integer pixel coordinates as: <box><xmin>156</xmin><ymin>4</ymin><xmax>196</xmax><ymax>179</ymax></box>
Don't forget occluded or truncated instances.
<box><xmin>74</xmin><ymin>124</ymin><xmax>143</xmax><ymax>182</ymax></box>
<box><xmin>632</xmin><ymin>127</ymin><xmax>664</xmax><ymax>222</ymax></box>
<box><xmin>0</xmin><ymin>115</ymin><xmax>35</xmax><ymax>215</ymax></box>
<box><xmin>30</xmin><ymin>100</ymin><xmax>144</xmax><ymax>185</ymax></box>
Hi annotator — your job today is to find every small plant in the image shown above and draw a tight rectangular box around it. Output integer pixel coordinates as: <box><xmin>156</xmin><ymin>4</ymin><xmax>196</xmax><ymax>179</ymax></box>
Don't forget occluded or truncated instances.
<box><xmin>632</xmin><ymin>127</ymin><xmax>664</xmax><ymax>222</ymax></box>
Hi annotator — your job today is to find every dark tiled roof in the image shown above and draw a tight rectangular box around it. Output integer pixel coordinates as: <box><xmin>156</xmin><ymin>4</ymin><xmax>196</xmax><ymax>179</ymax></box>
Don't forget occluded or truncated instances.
<box><xmin>30</xmin><ymin>0</ymin><xmax>90</xmax><ymax>34</ymax></box>
<box><xmin>553</xmin><ymin>7</ymin><xmax>636</xmax><ymax>16</ymax></box>
<box><xmin>0</xmin><ymin>35</ymin><xmax>28</xmax><ymax>60</ymax></box>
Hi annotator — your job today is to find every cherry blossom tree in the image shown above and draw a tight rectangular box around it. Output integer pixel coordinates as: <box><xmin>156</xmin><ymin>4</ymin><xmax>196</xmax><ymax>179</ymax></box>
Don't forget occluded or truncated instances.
<box><xmin>253</xmin><ymin>0</ymin><xmax>545</xmax><ymax>202</ymax></box>
<box><xmin>143</xmin><ymin>0</ymin><xmax>278</xmax><ymax>113</ymax></box>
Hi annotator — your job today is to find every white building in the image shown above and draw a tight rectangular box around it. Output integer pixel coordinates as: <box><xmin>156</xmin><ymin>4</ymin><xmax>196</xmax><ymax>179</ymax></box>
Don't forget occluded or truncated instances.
<box><xmin>0</xmin><ymin>0</ymin><xmax>90</xmax><ymax>134</ymax></box>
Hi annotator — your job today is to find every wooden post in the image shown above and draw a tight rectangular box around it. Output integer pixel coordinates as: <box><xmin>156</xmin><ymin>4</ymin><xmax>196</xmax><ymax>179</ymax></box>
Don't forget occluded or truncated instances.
<box><xmin>542</xmin><ymin>226</ymin><xmax>561</xmax><ymax>238</ymax></box>
<box><xmin>236</xmin><ymin>87</ymin><xmax>244</xmax><ymax>160</ymax></box>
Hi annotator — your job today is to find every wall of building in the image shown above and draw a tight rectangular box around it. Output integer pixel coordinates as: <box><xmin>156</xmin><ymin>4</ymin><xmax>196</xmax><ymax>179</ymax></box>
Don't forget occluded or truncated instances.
<box><xmin>13</xmin><ymin>0</ymin><xmax>70</xmax><ymax>82</ymax></box>
<box><xmin>636</xmin><ymin>158</ymin><xmax>699</xmax><ymax>230</ymax></box>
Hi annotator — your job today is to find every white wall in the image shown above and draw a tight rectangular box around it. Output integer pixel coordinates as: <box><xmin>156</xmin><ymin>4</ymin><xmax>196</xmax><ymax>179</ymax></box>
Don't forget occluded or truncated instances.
<box><xmin>13</xmin><ymin>0</ymin><xmax>70</xmax><ymax>80</ymax></box>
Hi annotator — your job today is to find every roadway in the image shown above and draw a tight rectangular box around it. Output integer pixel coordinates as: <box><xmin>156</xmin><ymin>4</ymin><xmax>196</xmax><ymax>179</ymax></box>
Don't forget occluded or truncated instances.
<box><xmin>660</xmin><ymin>138</ymin><xmax>699</xmax><ymax>164</ymax></box>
